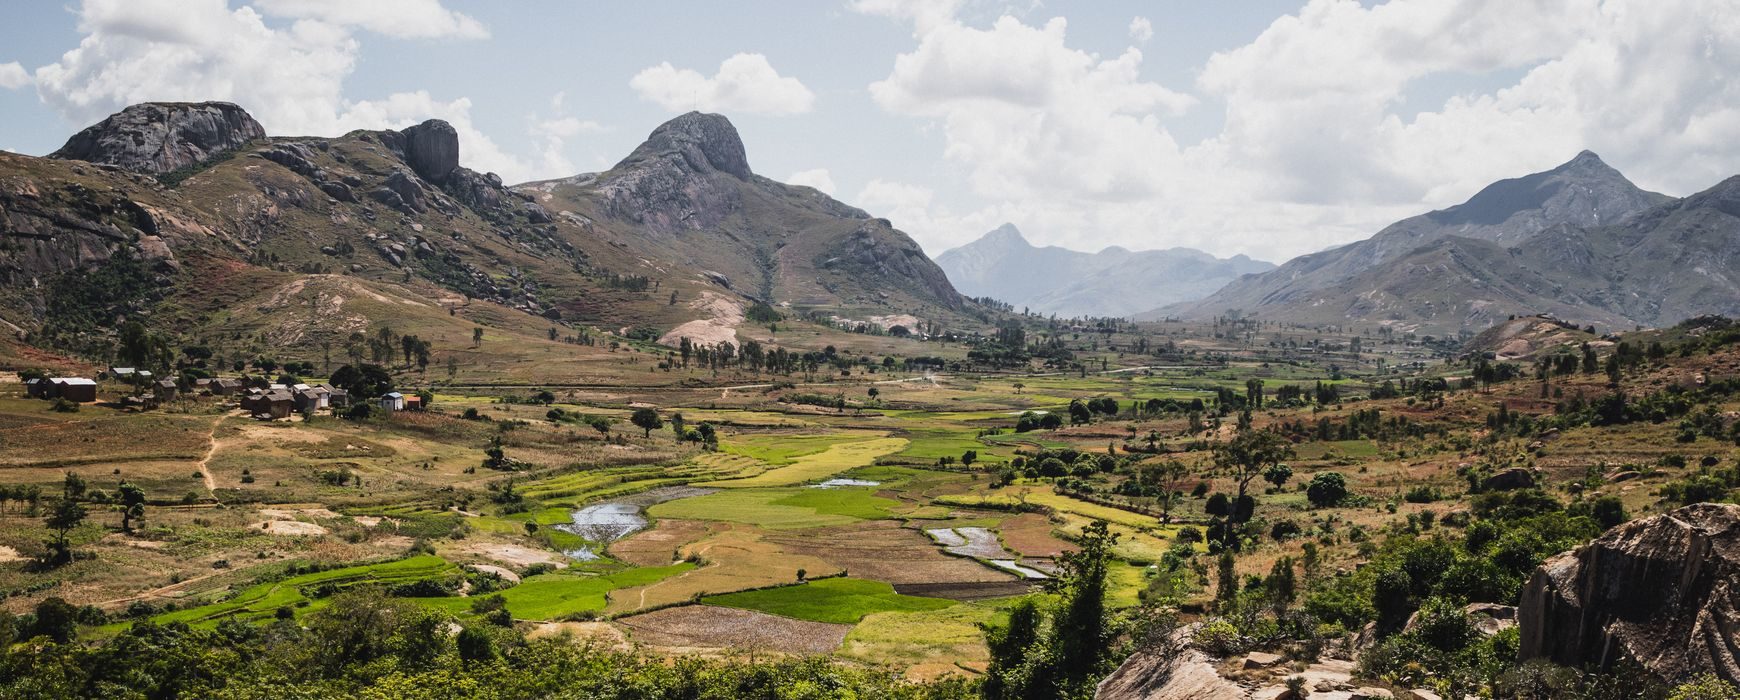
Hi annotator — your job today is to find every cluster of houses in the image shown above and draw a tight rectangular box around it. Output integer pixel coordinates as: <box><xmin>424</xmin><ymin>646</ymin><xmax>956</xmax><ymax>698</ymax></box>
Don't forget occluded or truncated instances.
<box><xmin>24</xmin><ymin>376</ymin><xmax>98</xmax><ymax>402</ymax></box>
<box><xmin>23</xmin><ymin>367</ymin><xmax>426</xmax><ymax>421</ymax></box>
<box><xmin>237</xmin><ymin>382</ymin><xmax>350</xmax><ymax>420</ymax></box>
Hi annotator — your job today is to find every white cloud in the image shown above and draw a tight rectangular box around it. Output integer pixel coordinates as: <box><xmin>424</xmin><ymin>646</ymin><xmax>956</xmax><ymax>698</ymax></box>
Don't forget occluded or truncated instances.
<box><xmin>785</xmin><ymin>168</ymin><xmax>836</xmax><ymax>195</ymax></box>
<box><xmin>630</xmin><ymin>53</ymin><xmax>815</xmax><ymax>116</ymax></box>
<box><xmin>850</xmin><ymin>0</ymin><xmax>964</xmax><ymax>35</ymax></box>
<box><xmin>858</xmin><ymin>0</ymin><xmax>1740</xmax><ymax>261</ymax></box>
<box><xmin>252</xmin><ymin>0</ymin><xmax>488</xmax><ymax>39</ymax></box>
<box><xmin>1128</xmin><ymin>16</ymin><xmax>1152</xmax><ymax>43</ymax></box>
<box><xmin>0</xmin><ymin>62</ymin><xmax>30</xmax><ymax>89</ymax></box>
<box><xmin>27</xmin><ymin>0</ymin><xmax>575</xmax><ymax>184</ymax></box>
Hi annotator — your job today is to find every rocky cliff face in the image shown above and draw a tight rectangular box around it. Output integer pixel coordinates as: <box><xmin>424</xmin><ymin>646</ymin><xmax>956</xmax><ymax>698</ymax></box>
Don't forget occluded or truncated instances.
<box><xmin>50</xmin><ymin>102</ymin><xmax>265</xmax><ymax>175</ymax></box>
<box><xmin>594</xmin><ymin>111</ymin><xmax>748</xmax><ymax>233</ymax></box>
<box><xmin>1519</xmin><ymin>502</ymin><xmax>1740</xmax><ymax>686</ymax></box>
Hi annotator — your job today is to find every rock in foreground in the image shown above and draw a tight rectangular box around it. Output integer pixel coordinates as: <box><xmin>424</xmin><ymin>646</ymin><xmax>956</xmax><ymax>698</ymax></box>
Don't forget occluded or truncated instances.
<box><xmin>1519</xmin><ymin>502</ymin><xmax>1740</xmax><ymax>686</ymax></box>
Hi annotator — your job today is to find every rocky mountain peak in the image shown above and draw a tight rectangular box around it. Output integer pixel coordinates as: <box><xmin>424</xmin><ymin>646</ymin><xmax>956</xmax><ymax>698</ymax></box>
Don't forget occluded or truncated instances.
<box><xmin>51</xmin><ymin>101</ymin><xmax>265</xmax><ymax>175</ymax></box>
<box><xmin>616</xmin><ymin>111</ymin><xmax>751</xmax><ymax>180</ymax></box>
<box><xmin>400</xmin><ymin>119</ymin><xmax>460</xmax><ymax>183</ymax></box>
<box><xmin>981</xmin><ymin>223</ymin><xmax>1030</xmax><ymax>247</ymax></box>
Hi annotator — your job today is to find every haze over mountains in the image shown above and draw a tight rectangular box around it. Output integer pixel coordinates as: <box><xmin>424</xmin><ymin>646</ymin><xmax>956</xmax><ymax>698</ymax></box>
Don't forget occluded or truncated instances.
<box><xmin>935</xmin><ymin>224</ymin><xmax>1273</xmax><ymax>318</ymax></box>
<box><xmin>1154</xmin><ymin>151</ymin><xmax>1740</xmax><ymax>334</ymax></box>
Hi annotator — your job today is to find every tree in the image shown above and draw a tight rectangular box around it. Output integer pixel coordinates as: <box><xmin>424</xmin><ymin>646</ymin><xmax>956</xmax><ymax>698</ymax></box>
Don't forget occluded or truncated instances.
<box><xmin>1263</xmin><ymin>463</ymin><xmax>1294</xmax><ymax>490</ymax></box>
<box><xmin>31</xmin><ymin>597</ymin><xmax>79</xmax><ymax>643</ymax></box>
<box><xmin>45</xmin><ymin>472</ymin><xmax>88</xmax><ymax>565</ymax></box>
<box><xmin>867</xmin><ymin>386</ymin><xmax>879</xmax><ymax>402</ymax></box>
<box><xmin>982</xmin><ymin>598</ymin><xmax>1043</xmax><ymax>700</ymax></box>
<box><xmin>1152</xmin><ymin>460</ymin><xmax>1189</xmax><ymax>523</ymax></box>
<box><xmin>1068</xmin><ymin>399</ymin><xmax>1092</xmax><ymax>425</ymax></box>
<box><xmin>472</xmin><ymin>327</ymin><xmax>484</xmax><ymax>345</ymax></box>
<box><xmin>330</xmin><ymin>364</ymin><xmax>393</xmax><ymax>399</ymax></box>
<box><xmin>630</xmin><ymin>408</ymin><xmax>663</xmax><ymax>438</ymax></box>
<box><xmin>117</xmin><ymin>482</ymin><xmax>146</xmax><ymax>533</ymax></box>
<box><xmin>669</xmin><ymin>412</ymin><xmax>685</xmax><ymax>441</ymax></box>
<box><xmin>1215</xmin><ymin>430</ymin><xmax>1294</xmax><ymax>518</ymax></box>
<box><xmin>1306</xmin><ymin>471</ymin><xmax>1349</xmax><ymax>508</ymax></box>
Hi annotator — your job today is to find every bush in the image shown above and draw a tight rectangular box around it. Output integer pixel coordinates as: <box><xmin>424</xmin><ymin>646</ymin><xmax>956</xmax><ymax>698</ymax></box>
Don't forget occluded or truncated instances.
<box><xmin>1307</xmin><ymin>472</ymin><xmax>1349</xmax><ymax>507</ymax></box>
<box><xmin>1191</xmin><ymin>618</ymin><xmax>1246</xmax><ymax>656</ymax></box>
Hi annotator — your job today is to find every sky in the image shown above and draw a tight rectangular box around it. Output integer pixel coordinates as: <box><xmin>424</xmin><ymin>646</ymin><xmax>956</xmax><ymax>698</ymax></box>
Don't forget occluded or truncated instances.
<box><xmin>1</xmin><ymin>0</ymin><xmax>1737</xmax><ymax>263</ymax></box>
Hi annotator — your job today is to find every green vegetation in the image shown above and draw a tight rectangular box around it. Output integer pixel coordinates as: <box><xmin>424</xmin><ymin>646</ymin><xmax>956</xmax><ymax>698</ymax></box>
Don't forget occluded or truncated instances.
<box><xmin>703</xmin><ymin>577</ymin><xmax>956</xmax><ymax>624</ymax></box>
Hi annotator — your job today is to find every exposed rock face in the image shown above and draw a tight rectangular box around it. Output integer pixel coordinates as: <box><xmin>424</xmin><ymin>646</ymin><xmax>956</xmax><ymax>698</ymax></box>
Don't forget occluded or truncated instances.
<box><xmin>401</xmin><ymin>119</ymin><xmax>460</xmax><ymax>183</ymax></box>
<box><xmin>51</xmin><ymin>102</ymin><xmax>264</xmax><ymax>175</ymax></box>
<box><xmin>595</xmin><ymin>112</ymin><xmax>749</xmax><ymax>233</ymax></box>
<box><xmin>1519</xmin><ymin>503</ymin><xmax>1740</xmax><ymax>685</ymax></box>
<box><xmin>616</xmin><ymin>111</ymin><xmax>751</xmax><ymax>180</ymax></box>
<box><xmin>822</xmin><ymin>219</ymin><xmax>961</xmax><ymax>309</ymax></box>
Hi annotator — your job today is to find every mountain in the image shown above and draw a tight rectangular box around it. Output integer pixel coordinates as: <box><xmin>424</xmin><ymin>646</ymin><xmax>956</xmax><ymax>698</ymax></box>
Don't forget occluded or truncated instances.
<box><xmin>935</xmin><ymin>224</ymin><xmax>1273</xmax><ymax>317</ymax></box>
<box><xmin>1185</xmin><ymin>171</ymin><xmax>1740</xmax><ymax>334</ymax></box>
<box><xmin>0</xmin><ymin>103</ymin><xmax>968</xmax><ymax>366</ymax></box>
<box><xmin>49</xmin><ymin>101</ymin><xmax>266</xmax><ymax>175</ymax></box>
<box><xmin>519</xmin><ymin>112</ymin><xmax>962</xmax><ymax>317</ymax></box>
<box><xmin>1158</xmin><ymin>152</ymin><xmax>1672</xmax><ymax>324</ymax></box>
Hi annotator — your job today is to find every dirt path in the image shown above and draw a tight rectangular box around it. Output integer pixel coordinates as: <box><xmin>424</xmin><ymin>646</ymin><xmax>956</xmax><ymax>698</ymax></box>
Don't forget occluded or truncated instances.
<box><xmin>194</xmin><ymin>411</ymin><xmax>239</xmax><ymax>493</ymax></box>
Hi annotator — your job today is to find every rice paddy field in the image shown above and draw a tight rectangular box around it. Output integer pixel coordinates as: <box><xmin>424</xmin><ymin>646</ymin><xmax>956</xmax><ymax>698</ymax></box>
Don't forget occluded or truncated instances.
<box><xmin>9</xmin><ymin>314</ymin><xmax>1715</xmax><ymax>684</ymax></box>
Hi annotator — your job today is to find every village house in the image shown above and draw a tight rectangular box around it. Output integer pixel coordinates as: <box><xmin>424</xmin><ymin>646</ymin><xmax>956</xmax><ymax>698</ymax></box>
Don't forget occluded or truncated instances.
<box><xmin>293</xmin><ymin>388</ymin><xmax>326</xmax><ymax>414</ymax></box>
<box><xmin>242</xmin><ymin>389</ymin><xmax>294</xmax><ymax>419</ymax></box>
<box><xmin>378</xmin><ymin>392</ymin><xmax>405</xmax><ymax>411</ymax></box>
<box><xmin>154</xmin><ymin>378</ymin><xmax>178</xmax><ymax>401</ymax></box>
<box><xmin>25</xmin><ymin>378</ymin><xmax>48</xmax><ymax>398</ymax></box>
<box><xmin>49</xmin><ymin>377</ymin><xmax>98</xmax><ymax>402</ymax></box>
<box><xmin>211</xmin><ymin>378</ymin><xmax>243</xmax><ymax>396</ymax></box>
<box><xmin>404</xmin><ymin>394</ymin><xmax>423</xmax><ymax>411</ymax></box>
<box><xmin>326</xmin><ymin>387</ymin><xmax>350</xmax><ymax>408</ymax></box>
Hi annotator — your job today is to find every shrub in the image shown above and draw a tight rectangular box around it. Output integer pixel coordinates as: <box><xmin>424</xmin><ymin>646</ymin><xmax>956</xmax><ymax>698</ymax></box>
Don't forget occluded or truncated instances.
<box><xmin>1306</xmin><ymin>472</ymin><xmax>1349</xmax><ymax>507</ymax></box>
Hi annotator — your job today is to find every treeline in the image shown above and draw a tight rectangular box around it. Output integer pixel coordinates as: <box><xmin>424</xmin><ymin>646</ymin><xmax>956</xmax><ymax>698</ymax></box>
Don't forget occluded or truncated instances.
<box><xmin>0</xmin><ymin>589</ymin><xmax>976</xmax><ymax>699</ymax></box>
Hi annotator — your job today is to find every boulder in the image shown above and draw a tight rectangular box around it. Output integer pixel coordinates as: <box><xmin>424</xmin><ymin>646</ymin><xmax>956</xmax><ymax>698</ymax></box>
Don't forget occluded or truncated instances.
<box><xmin>1480</xmin><ymin>467</ymin><xmax>1535</xmax><ymax>491</ymax></box>
<box><xmin>1518</xmin><ymin>502</ymin><xmax>1740</xmax><ymax>686</ymax></box>
<box><xmin>1243</xmin><ymin>652</ymin><xmax>1284</xmax><ymax>669</ymax></box>
<box><xmin>52</xmin><ymin>101</ymin><xmax>265</xmax><ymax>175</ymax></box>
<box><xmin>401</xmin><ymin>119</ymin><xmax>459</xmax><ymax>183</ymax></box>
<box><xmin>383</xmin><ymin>170</ymin><xmax>428</xmax><ymax>213</ymax></box>
<box><xmin>1350</xmin><ymin>688</ymin><xmax>1393</xmax><ymax>699</ymax></box>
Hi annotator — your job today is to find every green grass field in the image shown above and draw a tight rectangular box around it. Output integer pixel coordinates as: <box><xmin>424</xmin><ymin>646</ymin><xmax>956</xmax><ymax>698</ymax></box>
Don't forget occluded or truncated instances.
<box><xmin>422</xmin><ymin>563</ymin><xmax>694</xmax><ymax>620</ymax></box>
<box><xmin>703</xmin><ymin>577</ymin><xmax>956</xmax><ymax>624</ymax></box>
<box><xmin>702</xmin><ymin>437</ymin><xmax>908</xmax><ymax>488</ymax></box>
<box><xmin>719</xmin><ymin>432</ymin><xmax>883</xmax><ymax>464</ymax></box>
<box><xmin>647</xmin><ymin>487</ymin><xmax>894</xmax><ymax>529</ymax></box>
<box><xmin>129</xmin><ymin>555</ymin><xmax>459</xmax><ymax>631</ymax></box>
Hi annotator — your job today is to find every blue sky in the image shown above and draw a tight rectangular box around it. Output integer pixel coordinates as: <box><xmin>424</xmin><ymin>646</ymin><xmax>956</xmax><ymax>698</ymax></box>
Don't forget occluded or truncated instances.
<box><xmin>3</xmin><ymin>1</ymin><xmax>1736</xmax><ymax>261</ymax></box>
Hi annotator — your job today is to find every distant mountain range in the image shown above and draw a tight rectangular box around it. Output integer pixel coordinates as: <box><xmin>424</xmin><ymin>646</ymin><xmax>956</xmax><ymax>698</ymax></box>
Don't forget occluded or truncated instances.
<box><xmin>1152</xmin><ymin>151</ymin><xmax>1740</xmax><ymax>333</ymax></box>
<box><xmin>935</xmin><ymin>224</ymin><xmax>1273</xmax><ymax>318</ymax></box>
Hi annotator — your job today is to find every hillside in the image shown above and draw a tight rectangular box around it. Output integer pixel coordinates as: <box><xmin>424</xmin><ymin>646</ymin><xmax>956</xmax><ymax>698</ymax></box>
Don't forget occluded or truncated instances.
<box><xmin>1240</xmin><ymin>175</ymin><xmax>1740</xmax><ymax>334</ymax></box>
<box><xmin>935</xmin><ymin>224</ymin><xmax>1273</xmax><ymax>318</ymax></box>
<box><xmin>517</xmin><ymin>112</ymin><xmax>963</xmax><ymax>321</ymax></box>
<box><xmin>0</xmin><ymin>103</ymin><xmax>973</xmax><ymax>371</ymax></box>
<box><xmin>1157</xmin><ymin>152</ymin><xmax>1673</xmax><ymax>328</ymax></box>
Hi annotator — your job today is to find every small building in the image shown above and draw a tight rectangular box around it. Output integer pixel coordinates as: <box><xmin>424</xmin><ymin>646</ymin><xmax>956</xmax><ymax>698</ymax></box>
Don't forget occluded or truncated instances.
<box><xmin>293</xmin><ymin>388</ymin><xmax>327</xmax><ymax>414</ymax></box>
<box><xmin>154</xmin><ymin>379</ymin><xmax>178</xmax><ymax>401</ymax></box>
<box><xmin>50</xmin><ymin>377</ymin><xmax>98</xmax><ymax>403</ymax></box>
<box><xmin>378</xmin><ymin>392</ymin><xmax>405</xmax><ymax>412</ymax></box>
<box><xmin>25</xmin><ymin>378</ymin><xmax>48</xmax><ymax>398</ymax></box>
<box><xmin>404</xmin><ymin>394</ymin><xmax>423</xmax><ymax>411</ymax></box>
<box><xmin>326</xmin><ymin>387</ymin><xmax>350</xmax><ymax>408</ymax></box>
<box><xmin>211</xmin><ymin>378</ymin><xmax>243</xmax><ymax>396</ymax></box>
<box><xmin>108</xmin><ymin>367</ymin><xmax>137</xmax><ymax>381</ymax></box>
<box><xmin>246</xmin><ymin>390</ymin><xmax>294</xmax><ymax>419</ymax></box>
